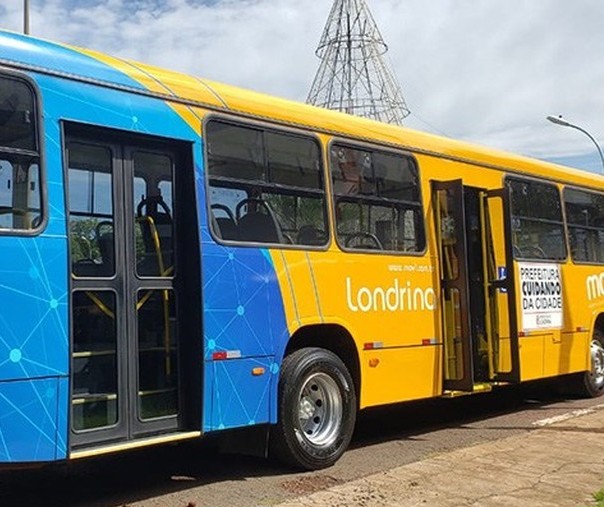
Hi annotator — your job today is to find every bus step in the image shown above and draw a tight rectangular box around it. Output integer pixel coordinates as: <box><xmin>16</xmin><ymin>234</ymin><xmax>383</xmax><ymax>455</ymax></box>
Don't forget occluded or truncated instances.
<box><xmin>442</xmin><ymin>382</ymin><xmax>493</xmax><ymax>398</ymax></box>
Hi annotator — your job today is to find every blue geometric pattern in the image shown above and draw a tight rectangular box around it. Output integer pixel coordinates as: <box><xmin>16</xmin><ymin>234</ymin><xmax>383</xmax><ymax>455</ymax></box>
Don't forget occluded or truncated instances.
<box><xmin>0</xmin><ymin>377</ymin><xmax>67</xmax><ymax>461</ymax></box>
<box><xmin>0</xmin><ymin>237</ymin><xmax>68</xmax><ymax>382</ymax></box>
<box><xmin>199</xmin><ymin>217</ymin><xmax>289</xmax><ymax>431</ymax></box>
<box><xmin>0</xmin><ymin>233</ymin><xmax>69</xmax><ymax>462</ymax></box>
<box><xmin>207</xmin><ymin>357</ymin><xmax>274</xmax><ymax>430</ymax></box>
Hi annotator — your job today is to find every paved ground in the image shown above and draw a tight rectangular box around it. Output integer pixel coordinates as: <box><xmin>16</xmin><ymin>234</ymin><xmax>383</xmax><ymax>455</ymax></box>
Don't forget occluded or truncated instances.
<box><xmin>277</xmin><ymin>404</ymin><xmax>604</xmax><ymax>507</ymax></box>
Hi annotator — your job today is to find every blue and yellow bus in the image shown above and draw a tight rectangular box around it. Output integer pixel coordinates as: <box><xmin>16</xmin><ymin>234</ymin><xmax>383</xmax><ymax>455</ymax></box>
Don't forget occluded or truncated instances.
<box><xmin>0</xmin><ymin>29</ymin><xmax>602</xmax><ymax>471</ymax></box>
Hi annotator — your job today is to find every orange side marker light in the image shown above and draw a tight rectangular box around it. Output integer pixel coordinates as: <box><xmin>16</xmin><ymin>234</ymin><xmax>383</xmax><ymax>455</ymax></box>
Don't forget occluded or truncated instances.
<box><xmin>368</xmin><ymin>358</ymin><xmax>380</xmax><ymax>368</ymax></box>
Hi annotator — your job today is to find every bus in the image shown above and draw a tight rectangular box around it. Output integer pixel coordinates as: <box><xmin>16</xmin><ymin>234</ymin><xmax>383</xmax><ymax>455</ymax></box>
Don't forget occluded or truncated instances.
<box><xmin>0</xmin><ymin>29</ymin><xmax>602</xmax><ymax>471</ymax></box>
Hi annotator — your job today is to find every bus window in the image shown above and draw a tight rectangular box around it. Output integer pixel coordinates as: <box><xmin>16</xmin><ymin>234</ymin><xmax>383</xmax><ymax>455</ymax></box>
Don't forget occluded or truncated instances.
<box><xmin>133</xmin><ymin>151</ymin><xmax>175</xmax><ymax>278</ymax></box>
<box><xmin>564</xmin><ymin>187</ymin><xmax>604</xmax><ymax>264</ymax></box>
<box><xmin>68</xmin><ymin>142</ymin><xmax>115</xmax><ymax>277</ymax></box>
<box><xmin>330</xmin><ymin>144</ymin><xmax>424</xmax><ymax>253</ymax></box>
<box><xmin>0</xmin><ymin>75</ymin><xmax>41</xmax><ymax>231</ymax></box>
<box><xmin>507</xmin><ymin>178</ymin><xmax>566</xmax><ymax>261</ymax></box>
<box><xmin>206</xmin><ymin>119</ymin><xmax>327</xmax><ymax>246</ymax></box>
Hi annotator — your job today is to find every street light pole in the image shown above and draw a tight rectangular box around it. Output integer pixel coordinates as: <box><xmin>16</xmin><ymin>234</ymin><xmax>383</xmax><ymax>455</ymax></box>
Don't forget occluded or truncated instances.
<box><xmin>546</xmin><ymin>115</ymin><xmax>604</xmax><ymax>173</ymax></box>
<box><xmin>24</xmin><ymin>0</ymin><xmax>30</xmax><ymax>35</ymax></box>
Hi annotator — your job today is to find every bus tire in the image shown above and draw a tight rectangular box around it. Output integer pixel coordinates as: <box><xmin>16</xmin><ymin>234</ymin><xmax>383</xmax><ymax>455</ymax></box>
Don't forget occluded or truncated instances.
<box><xmin>271</xmin><ymin>347</ymin><xmax>356</xmax><ymax>470</ymax></box>
<box><xmin>577</xmin><ymin>328</ymin><xmax>604</xmax><ymax>398</ymax></box>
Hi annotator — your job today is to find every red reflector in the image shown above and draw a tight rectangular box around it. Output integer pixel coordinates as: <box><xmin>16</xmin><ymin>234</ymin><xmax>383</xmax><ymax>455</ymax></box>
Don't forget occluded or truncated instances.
<box><xmin>212</xmin><ymin>351</ymin><xmax>227</xmax><ymax>360</ymax></box>
<box><xmin>363</xmin><ymin>343</ymin><xmax>374</xmax><ymax>350</ymax></box>
<box><xmin>519</xmin><ymin>331</ymin><xmax>526</xmax><ymax>337</ymax></box>
<box><xmin>422</xmin><ymin>339</ymin><xmax>431</xmax><ymax>346</ymax></box>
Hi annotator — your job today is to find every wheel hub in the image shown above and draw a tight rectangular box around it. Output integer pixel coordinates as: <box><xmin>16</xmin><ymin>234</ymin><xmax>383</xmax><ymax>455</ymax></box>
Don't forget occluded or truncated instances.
<box><xmin>296</xmin><ymin>372</ymin><xmax>343</xmax><ymax>447</ymax></box>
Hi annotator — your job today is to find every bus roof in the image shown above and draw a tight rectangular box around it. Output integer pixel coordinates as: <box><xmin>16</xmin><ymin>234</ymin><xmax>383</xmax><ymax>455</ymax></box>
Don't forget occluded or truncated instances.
<box><xmin>0</xmin><ymin>29</ymin><xmax>600</xmax><ymax>188</ymax></box>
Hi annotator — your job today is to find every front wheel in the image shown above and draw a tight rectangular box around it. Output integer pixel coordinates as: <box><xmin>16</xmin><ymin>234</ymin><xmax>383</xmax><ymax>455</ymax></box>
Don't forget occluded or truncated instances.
<box><xmin>271</xmin><ymin>347</ymin><xmax>356</xmax><ymax>470</ymax></box>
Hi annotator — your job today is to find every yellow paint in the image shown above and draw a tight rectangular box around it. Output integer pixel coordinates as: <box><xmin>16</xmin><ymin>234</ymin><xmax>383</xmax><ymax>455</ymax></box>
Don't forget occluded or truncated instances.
<box><xmin>70</xmin><ymin>431</ymin><xmax>201</xmax><ymax>459</ymax></box>
<box><xmin>544</xmin><ymin>331</ymin><xmax>589</xmax><ymax>377</ymax></box>
<box><xmin>361</xmin><ymin>346</ymin><xmax>442</xmax><ymax>407</ymax></box>
<box><xmin>519</xmin><ymin>335</ymin><xmax>545</xmax><ymax>381</ymax></box>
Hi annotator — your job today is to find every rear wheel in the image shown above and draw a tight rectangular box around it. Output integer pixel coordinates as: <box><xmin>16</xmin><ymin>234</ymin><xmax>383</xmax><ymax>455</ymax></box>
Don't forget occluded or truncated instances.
<box><xmin>271</xmin><ymin>347</ymin><xmax>356</xmax><ymax>470</ymax></box>
<box><xmin>574</xmin><ymin>328</ymin><xmax>604</xmax><ymax>398</ymax></box>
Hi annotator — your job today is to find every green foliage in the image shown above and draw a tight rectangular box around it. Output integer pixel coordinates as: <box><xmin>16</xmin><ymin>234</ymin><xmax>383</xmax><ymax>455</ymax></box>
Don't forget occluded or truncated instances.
<box><xmin>265</xmin><ymin>193</ymin><xmax>325</xmax><ymax>235</ymax></box>
<box><xmin>70</xmin><ymin>217</ymin><xmax>102</xmax><ymax>263</ymax></box>
<box><xmin>593</xmin><ymin>488</ymin><xmax>604</xmax><ymax>505</ymax></box>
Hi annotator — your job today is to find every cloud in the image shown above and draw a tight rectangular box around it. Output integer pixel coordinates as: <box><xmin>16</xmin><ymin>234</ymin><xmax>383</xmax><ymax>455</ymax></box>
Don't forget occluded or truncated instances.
<box><xmin>2</xmin><ymin>0</ymin><xmax>603</xmax><ymax>171</ymax></box>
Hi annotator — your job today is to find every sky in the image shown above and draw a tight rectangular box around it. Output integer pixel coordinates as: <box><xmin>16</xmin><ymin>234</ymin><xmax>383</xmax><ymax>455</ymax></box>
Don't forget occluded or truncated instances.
<box><xmin>1</xmin><ymin>0</ymin><xmax>603</xmax><ymax>173</ymax></box>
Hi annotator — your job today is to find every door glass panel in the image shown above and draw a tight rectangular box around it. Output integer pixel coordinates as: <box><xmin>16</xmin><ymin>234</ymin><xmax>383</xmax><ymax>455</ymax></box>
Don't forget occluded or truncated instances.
<box><xmin>137</xmin><ymin>289</ymin><xmax>178</xmax><ymax>420</ymax></box>
<box><xmin>68</xmin><ymin>143</ymin><xmax>115</xmax><ymax>277</ymax></box>
<box><xmin>442</xmin><ymin>287</ymin><xmax>464</xmax><ymax>381</ymax></box>
<box><xmin>133</xmin><ymin>152</ymin><xmax>174</xmax><ymax>277</ymax></box>
<box><xmin>486</xmin><ymin>196</ymin><xmax>514</xmax><ymax>375</ymax></box>
<box><xmin>72</xmin><ymin>290</ymin><xmax>118</xmax><ymax>431</ymax></box>
<box><xmin>437</xmin><ymin>188</ymin><xmax>460</xmax><ymax>280</ymax></box>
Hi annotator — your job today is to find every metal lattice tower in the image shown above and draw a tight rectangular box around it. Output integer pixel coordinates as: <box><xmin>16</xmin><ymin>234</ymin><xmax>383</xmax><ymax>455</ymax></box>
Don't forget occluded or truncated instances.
<box><xmin>307</xmin><ymin>0</ymin><xmax>410</xmax><ymax>125</ymax></box>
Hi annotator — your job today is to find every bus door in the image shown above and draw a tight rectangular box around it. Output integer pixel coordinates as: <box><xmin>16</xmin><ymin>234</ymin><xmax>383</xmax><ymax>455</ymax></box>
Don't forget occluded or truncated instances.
<box><xmin>66</xmin><ymin>130</ymin><xmax>200</xmax><ymax>450</ymax></box>
<box><xmin>432</xmin><ymin>179</ymin><xmax>519</xmax><ymax>393</ymax></box>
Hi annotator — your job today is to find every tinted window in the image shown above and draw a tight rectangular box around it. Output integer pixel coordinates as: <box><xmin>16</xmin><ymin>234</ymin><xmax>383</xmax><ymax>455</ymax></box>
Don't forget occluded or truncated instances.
<box><xmin>0</xmin><ymin>76</ymin><xmax>41</xmax><ymax>232</ymax></box>
<box><xmin>508</xmin><ymin>178</ymin><xmax>566</xmax><ymax>261</ymax></box>
<box><xmin>68</xmin><ymin>142</ymin><xmax>115</xmax><ymax>277</ymax></box>
<box><xmin>206</xmin><ymin>120</ymin><xmax>328</xmax><ymax>247</ymax></box>
<box><xmin>330</xmin><ymin>144</ymin><xmax>424</xmax><ymax>252</ymax></box>
<box><xmin>0</xmin><ymin>77</ymin><xmax>36</xmax><ymax>152</ymax></box>
<box><xmin>564</xmin><ymin>187</ymin><xmax>604</xmax><ymax>264</ymax></box>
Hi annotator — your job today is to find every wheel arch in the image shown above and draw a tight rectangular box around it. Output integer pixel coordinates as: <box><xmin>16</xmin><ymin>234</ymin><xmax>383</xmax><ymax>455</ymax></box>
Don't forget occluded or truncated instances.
<box><xmin>283</xmin><ymin>324</ymin><xmax>361</xmax><ymax>408</ymax></box>
<box><xmin>593</xmin><ymin>313</ymin><xmax>604</xmax><ymax>336</ymax></box>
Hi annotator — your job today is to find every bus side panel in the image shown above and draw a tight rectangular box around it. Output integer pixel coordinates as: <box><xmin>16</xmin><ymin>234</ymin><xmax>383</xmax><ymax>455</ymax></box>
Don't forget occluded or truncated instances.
<box><xmin>207</xmin><ymin>357</ymin><xmax>273</xmax><ymax>430</ymax></box>
<box><xmin>519</xmin><ymin>335</ymin><xmax>544</xmax><ymax>381</ymax></box>
<box><xmin>360</xmin><ymin>346</ymin><xmax>442</xmax><ymax>407</ymax></box>
<box><xmin>200</xmin><ymin>240</ymin><xmax>287</xmax><ymax>431</ymax></box>
<box><xmin>543</xmin><ymin>331</ymin><xmax>590</xmax><ymax>377</ymax></box>
<box><xmin>303</xmin><ymin>250</ymin><xmax>440</xmax><ymax>408</ymax></box>
<box><xmin>0</xmin><ymin>377</ymin><xmax>66</xmax><ymax>462</ymax></box>
<box><xmin>0</xmin><ymin>116</ymin><xmax>69</xmax><ymax>464</ymax></box>
<box><xmin>0</xmin><ymin>237</ymin><xmax>68</xmax><ymax>382</ymax></box>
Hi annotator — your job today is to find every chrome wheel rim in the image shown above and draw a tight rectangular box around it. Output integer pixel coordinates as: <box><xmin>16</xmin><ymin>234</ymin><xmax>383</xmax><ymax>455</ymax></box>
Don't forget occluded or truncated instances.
<box><xmin>296</xmin><ymin>372</ymin><xmax>343</xmax><ymax>447</ymax></box>
<box><xmin>589</xmin><ymin>339</ymin><xmax>604</xmax><ymax>390</ymax></box>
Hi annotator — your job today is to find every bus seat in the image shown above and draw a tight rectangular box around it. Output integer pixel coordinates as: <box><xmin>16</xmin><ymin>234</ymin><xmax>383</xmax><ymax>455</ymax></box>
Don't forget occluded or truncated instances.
<box><xmin>238</xmin><ymin>211</ymin><xmax>282</xmax><ymax>243</ymax></box>
<box><xmin>97</xmin><ymin>231</ymin><xmax>114</xmax><ymax>276</ymax></box>
<box><xmin>215</xmin><ymin>217</ymin><xmax>238</xmax><ymax>240</ymax></box>
<box><xmin>210</xmin><ymin>203</ymin><xmax>238</xmax><ymax>241</ymax></box>
<box><xmin>136</xmin><ymin>194</ymin><xmax>173</xmax><ymax>275</ymax></box>
<box><xmin>95</xmin><ymin>221</ymin><xmax>114</xmax><ymax>276</ymax></box>
<box><xmin>236</xmin><ymin>198</ymin><xmax>283</xmax><ymax>244</ymax></box>
<box><xmin>298</xmin><ymin>224</ymin><xmax>322</xmax><ymax>246</ymax></box>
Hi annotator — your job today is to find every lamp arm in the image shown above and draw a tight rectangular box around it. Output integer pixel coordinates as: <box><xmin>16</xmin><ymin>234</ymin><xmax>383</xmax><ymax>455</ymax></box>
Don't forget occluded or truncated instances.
<box><xmin>568</xmin><ymin>124</ymin><xmax>604</xmax><ymax>172</ymax></box>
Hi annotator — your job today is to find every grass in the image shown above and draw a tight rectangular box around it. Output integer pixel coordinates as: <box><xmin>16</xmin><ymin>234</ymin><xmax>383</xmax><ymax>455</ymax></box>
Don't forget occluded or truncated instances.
<box><xmin>592</xmin><ymin>488</ymin><xmax>604</xmax><ymax>507</ymax></box>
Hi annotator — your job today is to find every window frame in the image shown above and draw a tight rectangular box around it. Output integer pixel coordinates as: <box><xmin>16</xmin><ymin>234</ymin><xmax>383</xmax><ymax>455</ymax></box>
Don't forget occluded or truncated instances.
<box><xmin>0</xmin><ymin>70</ymin><xmax>46</xmax><ymax>236</ymax></box>
<box><xmin>203</xmin><ymin>114</ymin><xmax>331</xmax><ymax>250</ymax></box>
<box><xmin>328</xmin><ymin>137</ymin><xmax>426</xmax><ymax>256</ymax></box>
<box><xmin>506</xmin><ymin>175</ymin><xmax>567</xmax><ymax>262</ymax></box>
